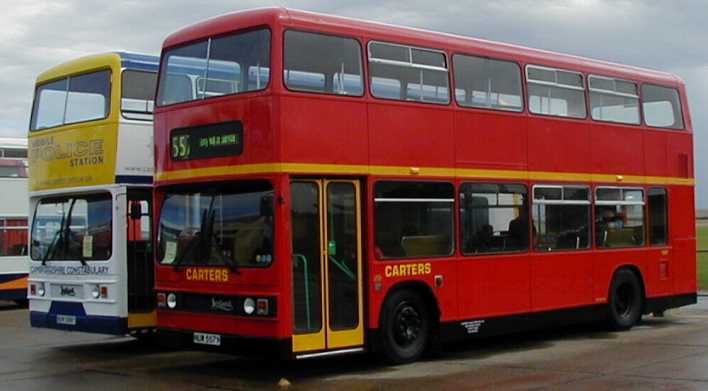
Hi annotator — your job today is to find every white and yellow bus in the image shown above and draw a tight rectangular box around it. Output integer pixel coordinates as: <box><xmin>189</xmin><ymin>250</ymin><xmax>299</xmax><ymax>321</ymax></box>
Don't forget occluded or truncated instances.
<box><xmin>27</xmin><ymin>53</ymin><xmax>158</xmax><ymax>336</ymax></box>
<box><xmin>0</xmin><ymin>138</ymin><xmax>29</xmax><ymax>305</ymax></box>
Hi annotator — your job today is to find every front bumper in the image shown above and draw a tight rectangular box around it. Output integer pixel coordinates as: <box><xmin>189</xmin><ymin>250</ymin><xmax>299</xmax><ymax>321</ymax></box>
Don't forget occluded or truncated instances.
<box><xmin>30</xmin><ymin>301</ymin><xmax>128</xmax><ymax>335</ymax></box>
<box><xmin>158</xmin><ymin>327</ymin><xmax>292</xmax><ymax>358</ymax></box>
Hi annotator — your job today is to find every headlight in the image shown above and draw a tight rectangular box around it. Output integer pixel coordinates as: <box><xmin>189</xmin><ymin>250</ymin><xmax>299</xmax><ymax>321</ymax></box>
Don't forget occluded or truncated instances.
<box><xmin>91</xmin><ymin>285</ymin><xmax>100</xmax><ymax>299</ymax></box>
<box><xmin>167</xmin><ymin>293</ymin><xmax>177</xmax><ymax>309</ymax></box>
<box><xmin>243</xmin><ymin>297</ymin><xmax>255</xmax><ymax>315</ymax></box>
<box><xmin>37</xmin><ymin>283</ymin><xmax>45</xmax><ymax>297</ymax></box>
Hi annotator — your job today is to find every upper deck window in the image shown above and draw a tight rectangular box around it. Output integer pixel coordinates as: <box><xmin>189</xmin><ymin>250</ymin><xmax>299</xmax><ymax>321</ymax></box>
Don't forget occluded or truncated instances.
<box><xmin>157</xmin><ymin>28</ymin><xmax>270</xmax><ymax>106</ymax></box>
<box><xmin>122</xmin><ymin>70</ymin><xmax>158</xmax><ymax>121</ymax></box>
<box><xmin>527</xmin><ymin>65</ymin><xmax>586</xmax><ymax>119</ymax></box>
<box><xmin>1</xmin><ymin>148</ymin><xmax>27</xmax><ymax>159</ymax></box>
<box><xmin>642</xmin><ymin>84</ymin><xmax>684</xmax><ymax>129</ymax></box>
<box><xmin>284</xmin><ymin>30</ymin><xmax>363</xmax><ymax>96</ymax></box>
<box><xmin>368</xmin><ymin>41</ymin><xmax>449</xmax><ymax>104</ymax></box>
<box><xmin>30</xmin><ymin>70</ymin><xmax>111</xmax><ymax>131</ymax></box>
<box><xmin>453</xmin><ymin>55</ymin><xmax>523</xmax><ymax>112</ymax></box>
<box><xmin>588</xmin><ymin>75</ymin><xmax>640</xmax><ymax>125</ymax></box>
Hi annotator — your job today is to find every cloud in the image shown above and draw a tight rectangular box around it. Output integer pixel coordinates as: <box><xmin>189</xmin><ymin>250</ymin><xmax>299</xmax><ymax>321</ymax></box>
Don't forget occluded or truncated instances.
<box><xmin>2</xmin><ymin>0</ymin><xmax>707</xmax><ymax>205</ymax></box>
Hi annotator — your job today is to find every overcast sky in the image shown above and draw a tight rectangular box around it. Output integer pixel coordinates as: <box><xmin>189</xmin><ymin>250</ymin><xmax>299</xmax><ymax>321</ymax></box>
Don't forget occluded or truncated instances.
<box><xmin>2</xmin><ymin>1</ymin><xmax>707</xmax><ymax>205</ymax></box>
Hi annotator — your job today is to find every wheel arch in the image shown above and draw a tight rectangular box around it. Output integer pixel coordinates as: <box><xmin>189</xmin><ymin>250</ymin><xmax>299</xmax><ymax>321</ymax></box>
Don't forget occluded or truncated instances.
<box><xmin>378</xmin><ymin>280</ymin><xmax>441</xmax><ymax>329</ymax></box>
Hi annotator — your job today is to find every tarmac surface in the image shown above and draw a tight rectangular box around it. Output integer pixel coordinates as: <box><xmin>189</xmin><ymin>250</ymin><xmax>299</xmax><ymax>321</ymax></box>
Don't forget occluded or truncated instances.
<box><xmin>2</xmin><ymin>298</ymin><xmax>708</xmax><ymax>390</ymax></box>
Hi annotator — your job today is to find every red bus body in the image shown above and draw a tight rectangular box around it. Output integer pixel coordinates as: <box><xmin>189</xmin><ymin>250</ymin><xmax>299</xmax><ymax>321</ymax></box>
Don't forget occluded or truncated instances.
<box><xmin>154</xmin><ymin>8</ymin><xmax>696</xmax><ymax>358</ymax></box>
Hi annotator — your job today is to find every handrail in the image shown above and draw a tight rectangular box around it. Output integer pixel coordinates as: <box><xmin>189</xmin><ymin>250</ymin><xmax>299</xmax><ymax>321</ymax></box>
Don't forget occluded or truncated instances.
<box><xmin>292</xmin><ymin>254</ymin><xmax>311</xmax><ymax>330</ymax></box>
<box><xmin>329</xmin><ymin>255</ymin><xmax>355</xmax><ymax>281</ymax></box>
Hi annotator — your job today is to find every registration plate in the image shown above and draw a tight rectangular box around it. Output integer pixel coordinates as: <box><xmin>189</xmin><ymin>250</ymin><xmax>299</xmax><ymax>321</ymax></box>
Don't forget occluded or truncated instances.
<box><xmin>56</xmin><ymin>315</ymin><xmax>76</xmax><ymax>326</ymax></box>
<box><xmin>193</xmin><ymin>332</ymin><xmax>221</xmax><ymax>346</ymax></box>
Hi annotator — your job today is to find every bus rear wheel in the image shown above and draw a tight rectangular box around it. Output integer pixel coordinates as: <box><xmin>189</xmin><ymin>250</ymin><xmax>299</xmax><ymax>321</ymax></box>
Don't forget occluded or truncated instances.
<box><xmin>379</xmin><ymin>289</ymin><xmax>430</xmax><ymax>364</ymax></box>
<box><xmin>607</xmin><ymin>269</ymin><xmax>643</xmax><ymax>331</ymax></box>
<box><xmin>14</xmin><ymin>300</ymin><xmax>28</xmax><ymax>308</ymax></box>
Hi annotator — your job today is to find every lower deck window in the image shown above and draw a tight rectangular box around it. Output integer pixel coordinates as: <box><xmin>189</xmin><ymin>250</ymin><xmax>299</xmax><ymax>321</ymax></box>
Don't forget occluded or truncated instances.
<box><xmin>374</xmin><ymin>181</ymin><xmax>454</xmax><ymax>259</ymax></box>
<box><xmin>0</xmin><ymin>218</ymin><xmax>28</xmax><ymax>257</ymax></box>
<box><xmin>648</xmin><ymin>188</ymin><xmax>668</xmax><ymax>246</ymax></box>
<box><xmin>460</xmin><ymin>183</ymin><xmax>528</xmax><ymax>254</ymax></box>
<box><xmin>533</xmin><ymin>185</ymin><xmax>590</xmax><ymax>251</ymax></box>
<box><xmin>596</xmin><ymin>188</ymin><xmax>645</xmax><ymax>248</ymax></box>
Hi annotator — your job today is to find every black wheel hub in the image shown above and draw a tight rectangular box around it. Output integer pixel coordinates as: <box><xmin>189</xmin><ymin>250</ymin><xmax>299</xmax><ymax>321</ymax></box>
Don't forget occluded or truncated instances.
<box><xmin>393</xmin><ymin>302</ymin><xmax>422</xmax><ymax>347</ymax></box>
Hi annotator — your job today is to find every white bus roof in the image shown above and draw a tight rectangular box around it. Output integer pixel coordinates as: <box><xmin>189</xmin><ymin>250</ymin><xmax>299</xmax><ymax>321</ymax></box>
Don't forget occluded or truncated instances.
<box><xmin>0</xmin><ymin>138</ymin><xmax>28</xmax><ymax>149</ymax></box>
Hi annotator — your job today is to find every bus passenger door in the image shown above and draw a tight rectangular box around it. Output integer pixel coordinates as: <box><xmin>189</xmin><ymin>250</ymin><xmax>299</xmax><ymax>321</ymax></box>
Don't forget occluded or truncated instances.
<box><xmin>126</xmin><ymin>190</ymin><xmax>155</xmax><ymax>324</ymax></box>
<box><xmin>290</xmin><ymin>179</ymin><xmax>364</xmax><ymax>355</ymax></box>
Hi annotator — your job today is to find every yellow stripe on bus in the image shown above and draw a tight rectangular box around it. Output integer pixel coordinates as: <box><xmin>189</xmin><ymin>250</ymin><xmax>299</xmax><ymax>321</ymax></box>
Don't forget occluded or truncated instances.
<box><xmin>0</xmin><ymin>276</ymin><xmax>28</xmax><ymax>291</ymax></box>
<box><xmin>155</xmin><ymin>162</ymin><xmax>695</xmax><ymax>187</ymax></box>
<box><xmin>127</xmin><ymin>310</ymin><xmax>156</xmax><ymax>329</ymax></box>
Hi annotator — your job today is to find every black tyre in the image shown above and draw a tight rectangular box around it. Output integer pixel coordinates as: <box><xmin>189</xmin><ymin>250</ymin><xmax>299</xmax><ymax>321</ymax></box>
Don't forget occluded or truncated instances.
<box><xmin>133</xmin><ymin>330</ymin><xmax>158</xmax><ymax>345</ymax></box>
<box><xmin>14</xmin><ymin>300</ymin><xmax>28</xmax><ymax>308</ymax></box>
<box><xmin>607</xmin><ymin>269</ymin><xmax>643</xmax><ymax>331</ymax></box>
<box><xmin>379</xmin><ymin>289</ymin><xmax>431</xmax><ymax>364</ymax></box>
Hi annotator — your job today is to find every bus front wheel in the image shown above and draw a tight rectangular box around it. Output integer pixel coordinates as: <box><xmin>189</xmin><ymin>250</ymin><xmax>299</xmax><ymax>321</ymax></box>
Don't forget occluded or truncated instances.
<box><xmin>607</xmin><ymin>269</ymin><xmax>643</xmax><ymax>331</ymax></box>
<box><xmin>379</xmin><ymin>289</ymin><xmax>430</xmax><ymax>364</ymax></box>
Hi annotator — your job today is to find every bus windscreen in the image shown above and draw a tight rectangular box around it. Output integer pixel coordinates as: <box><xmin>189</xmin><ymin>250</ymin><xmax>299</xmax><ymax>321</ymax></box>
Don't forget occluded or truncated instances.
<box><xmin>30</xmin><ymin>70</ymin><xmax>111</xmax><ymax>131</ymax></box>
<box><xmin>31</xmin><ymin>193</ymin><xmax>113</xmax><ymax>261</ymax></box>
<box><xmin>156</xmin><ymin>28</ymin><xmax>270</xmax><ymax>106</ymax></box>
<box><xmin>157</xmin><ymin>181</ymin><xmax>274</xmax><ymax>268</ymax></box>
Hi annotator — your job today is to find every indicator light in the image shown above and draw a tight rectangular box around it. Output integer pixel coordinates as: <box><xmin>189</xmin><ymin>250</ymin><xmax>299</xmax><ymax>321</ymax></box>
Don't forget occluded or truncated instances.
<box><xmin>256</xmin><ymin>298</ymin><xmax>269</xmax><ymax>315</ymax></box>
<box><xmin>157</xmin><ymin>292</ymin><xmax>166</xmax><ymax>308</ymax></box>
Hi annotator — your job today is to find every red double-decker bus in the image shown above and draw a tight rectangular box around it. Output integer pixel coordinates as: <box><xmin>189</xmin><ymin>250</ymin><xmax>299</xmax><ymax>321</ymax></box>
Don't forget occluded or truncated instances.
<box><xmin>153</xmin><ymin>8</ymin><xmax>696</xmax><ymax>363</ymax></box>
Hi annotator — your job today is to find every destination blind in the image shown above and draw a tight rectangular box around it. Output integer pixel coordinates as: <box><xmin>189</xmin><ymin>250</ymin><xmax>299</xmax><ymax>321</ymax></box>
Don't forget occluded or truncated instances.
<box><xmin>171</xmin><ymin>121</ymin><xmax>243</xmax><ymax>161</ymax></box>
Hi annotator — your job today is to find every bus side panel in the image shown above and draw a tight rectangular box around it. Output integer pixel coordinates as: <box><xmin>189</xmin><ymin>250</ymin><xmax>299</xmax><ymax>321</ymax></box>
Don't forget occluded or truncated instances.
<box><xmin>589</xmin><ymin>124</ymin><xmax>643</xmax><ymax>177</ymax></box>
<box><xmin>368</xmin><ymin>103</ymin><xmax>454</xmax><ymax>169</ymax></box>
<box><xmin>116</xmin><ymin>122</ymin><xmax>153</xmax><ymax>181</ymax></box>
<box><xmin>280</xmin><ymin>95</ymin><xmax>368</xmax><ymax>166</ymax></box>
<box><xmin>670</xmin><ymin>185</ymin><xmax>697</xmax><ymax>294</ymax></box>
<box><xmin>644</xmin><ymin>131</ymin><xmax>669</xmax><ymax>178</ymax></box>
<box><xmin>531</xmin><ymin>251</ymin><xmax>594</xmax><ymax>311</ymax></box>
<box><xmin>457</xmin><ymin>255</ymin><xmax>531</xmax><ymax>318</ymax></box>
<box><xmin>527</xmin><ymin>119</ymin><xmax>589</xmax><ymax>176</ymax></box>
<box><xmin>454</xmin><ymin>110</ymin><xmax>527</xmax><ymax>171</ymax></box>
<box><xmin>666</xmin><ymin>130</ymin><xmax>696</xmax><ymax>295</ymax></box>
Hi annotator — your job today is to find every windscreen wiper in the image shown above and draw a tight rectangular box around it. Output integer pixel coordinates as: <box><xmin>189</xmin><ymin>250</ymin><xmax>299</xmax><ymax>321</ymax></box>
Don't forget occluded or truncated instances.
<box><xmin>41</xmin><ymin>230</ymin><xmax>62</xmax><ymax>266</ymax></box>
<box><xmin>41</xmin><ymin>199</ymin><xmax>74</xmax><ymax>266</ymax></box>
<box><xmin>172</xmin><ymin>196</ymin><xmax>213</xmax><ymax>271</ymax></box>
<box><xmin>171</xmin><ymin>228</ymin><xmax>202</xmax><ymax>271</ymax></box>
<box><xmin>202</xmin><ymin>208</ymin><xmax>239</xmax><ymax>274</ymax></box>
<box><xmin>61</xmin><ymin>199</ymin><xmax>85</xmax><ymax>266</ymax></box>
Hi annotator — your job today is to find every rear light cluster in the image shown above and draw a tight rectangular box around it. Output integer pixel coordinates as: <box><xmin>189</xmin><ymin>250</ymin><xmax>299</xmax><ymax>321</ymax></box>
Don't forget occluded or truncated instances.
<box><xmin>156</xmin><ymin>292</ymin><xmax>176</xmax><ymax>308</ymax></box>
<box><xmin>91</xmin><ymin>285</ymin><xmax>109</xmax><ymax>300</ymax></box>
<box><xmin>241</xmin><ymin>297</ymin><xmax>270</xmax><ymax>316</ymax></box>
<box><xmin>29</xmin><ymin>282</ymin><xmax>45</xmax><ymax>297</ymax></box>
